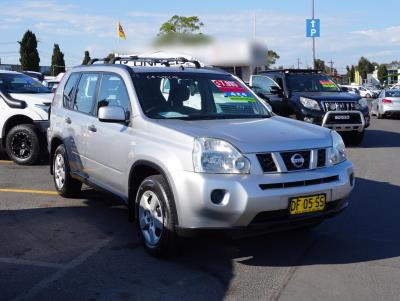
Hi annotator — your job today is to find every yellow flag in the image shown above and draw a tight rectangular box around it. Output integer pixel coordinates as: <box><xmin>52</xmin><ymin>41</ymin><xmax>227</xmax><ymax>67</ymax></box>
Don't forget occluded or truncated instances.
<box><xmin>118</xmin><ymin>21</ymin><xmax>126</xmax><ymax>40</ymax></box>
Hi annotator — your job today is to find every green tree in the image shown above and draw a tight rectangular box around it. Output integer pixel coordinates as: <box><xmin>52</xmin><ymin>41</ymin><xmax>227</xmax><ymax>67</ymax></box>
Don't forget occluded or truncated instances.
<box><xmin>19</xmin><ymin>30</ymin><xmax>40</xmax><ymax>71</ymax></box>
<box><xmin>82</xmin><ymin>50</ymin><xmax>91</xmax><ymax>65</ymax></box>
<box><xmin>154</xmin><ymin>15</ymin><xmax>210</xmax><ymax>45</ymax></box>
<box><xmin>350</xmin><ymin>65</ymin><xmax>355</xmax><ymax>82</ymax></box>
<box><xmin>105</xmin><ymin>53</ymin><xmax>115</xmax><ymax>62</ymax></box>
<box><xmin>267</xmin><ymin>50</ymin><xmax>280</xmax><ymax>68</ymax></box>
<box><xmin>50</xmin><ymin>44</ymin><xmax>65</xmax><ymax>76</ymax></box>
<box><xmin>158</xmin><ymin>15</ymin><xmax>204</xmax><ymax>35</ymax></box>
<box><xmin>357</xmin><ymin>56</ymin><xmax>374</xmax><ymax>80</ymax></box>
<box><xmin>314</xmin><ymin>59</ymin><xmax>326</xmax><ymax>71</ymax></box>
<box><xmin>377</xmin><ymin>64</ymin><xmax>388</xmax><ymax>84</ymax></box>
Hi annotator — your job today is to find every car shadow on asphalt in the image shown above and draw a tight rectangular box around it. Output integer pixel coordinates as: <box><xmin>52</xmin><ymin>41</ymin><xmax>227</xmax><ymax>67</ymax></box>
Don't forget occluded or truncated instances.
<box><xmin>1</xmin><ymin>177</ymin><xmax>400</xmax><ymax>300</ymax></box>
<box><xmin>353</xmin><ymin>129</ymin><xmax>400</xmax><ymax>148</ymax></box>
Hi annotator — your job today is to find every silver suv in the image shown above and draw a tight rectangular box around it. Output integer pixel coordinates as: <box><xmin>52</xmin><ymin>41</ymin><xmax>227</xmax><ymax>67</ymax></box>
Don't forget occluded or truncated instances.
<box><xmin>48</xmin><ymin>57</ymin><xmax>355</xmax><ymax>257</ymax></box>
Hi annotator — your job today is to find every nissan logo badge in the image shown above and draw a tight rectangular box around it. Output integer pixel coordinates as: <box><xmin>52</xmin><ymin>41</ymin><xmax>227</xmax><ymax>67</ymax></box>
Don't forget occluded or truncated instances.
<box><xmin>291</xmin><ymin>153</ymin><xmax>305</xmax><ymax>168</ymax></box>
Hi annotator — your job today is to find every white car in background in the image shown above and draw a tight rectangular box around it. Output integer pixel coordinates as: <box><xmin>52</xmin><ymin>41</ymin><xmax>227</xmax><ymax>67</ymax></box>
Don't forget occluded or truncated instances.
<box><xmin>0</xmin><ymin>70</ymin><xmax>53</xmax><ymax>165</ymax></box>
<box><xmin>357</xmin><ymin>86</ymin><xmax>375</xmax><ymax>98</ymax></box>
<box><xmin>371</xmin><ymin>89</ymin><xmax>400</xmax><ymax>119</ymax></box>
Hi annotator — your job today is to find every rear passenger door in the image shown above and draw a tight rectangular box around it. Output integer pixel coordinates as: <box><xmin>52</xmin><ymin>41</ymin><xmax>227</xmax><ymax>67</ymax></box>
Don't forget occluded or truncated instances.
<box><xmin>84</xmin><ymin>73</ymin><xmax>133</xmax><ymax>195</ymax></box>
<box><xmin>63</xmin><ymin>72</ymin><xmax>100</xmax><ymax>174</ymax></box>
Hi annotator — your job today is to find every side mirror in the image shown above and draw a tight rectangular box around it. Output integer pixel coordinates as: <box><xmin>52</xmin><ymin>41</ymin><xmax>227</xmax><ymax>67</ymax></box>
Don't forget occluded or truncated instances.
<box><xmin>270</xmin><ymin>85</ymin><xmax>282</xmax><ymax>95</ymax></box>
<box><xmin>256</xmin><ymin>92</ymin><xmax>270</xmax><ymax>101</ymax></box>
<box><xmin>98</xmin><ymin>106</ymin><xmax>127</xmax><ymax>123</ymax></box>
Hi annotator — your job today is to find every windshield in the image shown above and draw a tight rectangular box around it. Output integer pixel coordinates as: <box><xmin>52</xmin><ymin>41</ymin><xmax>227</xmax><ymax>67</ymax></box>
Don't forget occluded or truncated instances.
<box><xmin>132</xmin><ymin>72</ymin><xmax>270</xmax><ymax>120</ymax></box>
<box><xmin>386</xmin><ymin>90</ymin><xmax>400</xmax><ymax>97</ymax></box>
<box><xmin>0</xmin><ymin>73</ymin><xmax>51</xmax><ymax>94</ymax></box>
<box><xmin>287</xmin><ymin>74</ymin><xmax>341</xmax><ymax>92</ymax></box>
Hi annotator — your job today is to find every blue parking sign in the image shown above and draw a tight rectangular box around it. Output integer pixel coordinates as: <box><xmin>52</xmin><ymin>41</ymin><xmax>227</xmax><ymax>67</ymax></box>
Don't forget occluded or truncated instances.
<box><xmin>306</xmin><ymin>19</ymin><xmax>320</xmax><ymax>37</ymax></box>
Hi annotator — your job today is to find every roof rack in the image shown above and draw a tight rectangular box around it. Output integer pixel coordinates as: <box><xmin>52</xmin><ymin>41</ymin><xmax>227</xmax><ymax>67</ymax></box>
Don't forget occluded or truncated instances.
<box><xmin>88</xmin><ymin>56</ymin><xmax>201</xmax><ymax>68</ymax></box>
<box><xmin>259</xmin><ymin>69</ymin><xmax>322</xmax><ymax>74</ymax></box>
<box><xmin>87</xmin><ymin>58</ymin><xmax>110</xmax><ymax>65</ymax></box>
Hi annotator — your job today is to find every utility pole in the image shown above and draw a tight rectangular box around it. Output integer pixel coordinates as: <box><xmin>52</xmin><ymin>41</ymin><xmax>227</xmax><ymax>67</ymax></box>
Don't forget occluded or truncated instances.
<box><xmin>297</xmin><ymin>58</ymin><xmax>302</xmax><ymax>69</ymax></box>
<box><xmin>312</xmin><ymin>0</ymin><xmax>316</xmax><ymax>69</ymax></box>
<box><xmin>328</xmin><ymin>59</ymin><xmax>334</xmax><ymax>75</ymax></box>
<box><xmin>253</xmin><ymin>12</ymin><xmax>257</xmax><ymax>39</ymax></box>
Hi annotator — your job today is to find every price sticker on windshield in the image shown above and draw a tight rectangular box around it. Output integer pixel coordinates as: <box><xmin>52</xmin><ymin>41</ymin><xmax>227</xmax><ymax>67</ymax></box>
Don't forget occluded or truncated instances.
<box><xmin>319</xmin><ymin>80</ymin><xmax>336</xmax><ymax>88</ymax></box>
<box><xmin>212</xmin><ymin>80</ymin><xmax>247</xmax><ymax>93</ymax></box>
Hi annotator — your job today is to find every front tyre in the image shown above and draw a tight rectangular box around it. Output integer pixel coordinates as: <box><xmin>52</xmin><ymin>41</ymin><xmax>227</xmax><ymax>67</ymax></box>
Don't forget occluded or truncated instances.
<box><xmin>53</xmin><ymin>144</ymin><xmax>82</xmax><ymax>197</ymax></box>
<box><xmin>136</xmin><ymin>175</ymin><xmax>179</xmax><ymax>257</ymax></box>
<box><xmin>5</xmin><ymin>124</ymin><xmax>40</xmax><ymax>165</ymax></box>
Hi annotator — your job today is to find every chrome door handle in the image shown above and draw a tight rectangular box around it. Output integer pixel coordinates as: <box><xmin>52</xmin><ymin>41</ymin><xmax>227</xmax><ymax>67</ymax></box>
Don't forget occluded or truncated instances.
<box><xmin>65</xmin><ymin>117</ymin><xmax>71</xmax><ymax>124</ymax></box>
<box><xmin>88</xmin><ymin>125</ymin><xmax>97</xmax><ymax>132</ymax></box>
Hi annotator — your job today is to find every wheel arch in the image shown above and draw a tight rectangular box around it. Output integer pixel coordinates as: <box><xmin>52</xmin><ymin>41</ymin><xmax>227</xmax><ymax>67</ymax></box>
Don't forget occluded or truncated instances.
<box><xmin>49</xmin><ymin>136</ymin><xmax>64</xmax><ymax>174</ymax></box>
<box><xmin>1</xmin><ymin>115</ymin><xmax>34</xmax><ymax>147</ymax></box>
<box><xmin>128</xmin><ymin>160</ymin><xmax>179</xmax><ymax>224</ymax></box>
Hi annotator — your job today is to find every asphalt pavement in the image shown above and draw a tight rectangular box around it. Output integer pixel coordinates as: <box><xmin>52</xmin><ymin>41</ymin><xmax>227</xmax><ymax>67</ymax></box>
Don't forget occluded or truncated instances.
<box><xmin>1</xmin><ymin>114</ymin><xmax>400</xmax><ymax>301</ymax></box>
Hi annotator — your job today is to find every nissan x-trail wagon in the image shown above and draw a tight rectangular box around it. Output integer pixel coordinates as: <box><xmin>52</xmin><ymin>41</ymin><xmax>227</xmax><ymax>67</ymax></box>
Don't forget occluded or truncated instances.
<box><xmin>48</xmin><ymin>57</ymin><xmax>355</xmax><ymax>257</ymax></box>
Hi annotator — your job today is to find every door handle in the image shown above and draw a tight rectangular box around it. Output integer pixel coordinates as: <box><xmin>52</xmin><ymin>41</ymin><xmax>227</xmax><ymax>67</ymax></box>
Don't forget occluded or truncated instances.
<box><xmin>88</xmin><ymin>125</ymin><xmax>97</xmax><ymax>132</ymax></box>
<box><xmin>65</xmin><ymin>117</ymin><xmax>71</xmax><ymax>124</ymax></box>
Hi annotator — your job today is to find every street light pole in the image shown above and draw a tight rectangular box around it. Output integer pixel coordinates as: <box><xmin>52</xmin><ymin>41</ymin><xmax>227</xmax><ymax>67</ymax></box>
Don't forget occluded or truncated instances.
<box><xmin>312</xmin><ymin>0</ymin><xmax>316</xmax><ymax>69</ymax></box>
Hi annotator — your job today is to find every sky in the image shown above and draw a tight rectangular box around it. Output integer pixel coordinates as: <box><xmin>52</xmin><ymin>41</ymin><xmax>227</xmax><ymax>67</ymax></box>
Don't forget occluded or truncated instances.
<box><xmin>1</xmin><ymin>0</ymin><xmax>400</xmax><ymax>73</ymax></box>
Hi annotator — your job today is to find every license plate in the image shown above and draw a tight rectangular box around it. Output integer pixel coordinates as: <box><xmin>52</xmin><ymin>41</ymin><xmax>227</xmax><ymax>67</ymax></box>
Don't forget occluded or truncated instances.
<box><xmin>289</xmin><ymin>194</ymin><xmax>326</xmax><ymax>215</ymax></box>
<box><xmin>334</xmin><ymin>115</ymin><xmax>350</xmax><ymax>120</ymax></box>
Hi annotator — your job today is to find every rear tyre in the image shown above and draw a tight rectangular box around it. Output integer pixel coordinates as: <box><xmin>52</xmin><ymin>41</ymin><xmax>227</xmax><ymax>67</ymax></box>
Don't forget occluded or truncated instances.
<box><xmin>135</xmin><ymin>175</ymin><xmax>179</xmax><ymax>257</ymax></box>
<box><xmin>53</xmin><ymin>144</ymin><xmax>82</xmax><ymax>197</ymax></box>
<box><xmin>366</xmin><ymin>93</ymin><xmax>371</xmax><ymax>98</ymax></box>
<box><xmin>5</xmin><ymin>124</ymin><xmax>40</xmax><ymax>165</ymax></box>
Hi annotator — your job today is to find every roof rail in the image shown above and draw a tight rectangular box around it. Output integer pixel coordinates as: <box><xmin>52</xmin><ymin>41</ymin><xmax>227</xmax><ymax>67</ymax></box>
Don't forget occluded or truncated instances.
<box><xmin>87</xmin><ymin>58</ymin><xmax>110</xmax><ymax>65</ymax></box>
<box><xmin>107</xmin><ymin>56</ymin><xmax>201</xmax><ymax>68</ymax></box>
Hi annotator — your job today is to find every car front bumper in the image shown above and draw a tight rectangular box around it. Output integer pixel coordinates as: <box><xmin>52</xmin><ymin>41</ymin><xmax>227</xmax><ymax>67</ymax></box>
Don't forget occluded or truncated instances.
<box><xmin>298</xmin><ymin>106</ymin><xmax>370</xmax><ymax>131</ymax></box>
<box><xmin>171</xmin><ymin>160</ymin><xmax>354</xmax><ymax>231</ymax></box>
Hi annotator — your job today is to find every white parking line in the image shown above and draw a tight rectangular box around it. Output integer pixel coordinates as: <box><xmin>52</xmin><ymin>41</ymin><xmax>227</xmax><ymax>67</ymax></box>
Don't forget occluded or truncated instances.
<box><xmin>0</xmin><ymin>257</ymin><xmax>63</xmax><ymax>269</ymax></box>
<box><xmin>13</xmin><ymin>238</ymin><xmax>111</xmax><ymax>301</ymax></box>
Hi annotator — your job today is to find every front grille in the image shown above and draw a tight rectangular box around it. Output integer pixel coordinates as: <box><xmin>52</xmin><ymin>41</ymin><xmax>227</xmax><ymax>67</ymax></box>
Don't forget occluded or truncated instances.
<box><xmin>324</xmin><ymin>112</ymin><xmax>362</xmax><ymax>125</ymax></box>
<box><xmin>317</xmin><ymin>149</ymin><xmax>326</xmax><ymax>167</ymax></box>
<box><xmin>259</xmin><ymin>175</ymin><xmax>339</xmax><ymax>190</ymax></box>
<box><xmin>322</xmin><ymin>101</ymin><xmax>357</xmax><ymax>112</ymax></box>
<box><xmin>257</xmin><ymin>153</ymin><xmax>277</xmax><ymax>172</ymax></box>
<box><xmin>280</xmin><ymin>150</ymin><xmax>311</xmax><ymax>171</ymax></box>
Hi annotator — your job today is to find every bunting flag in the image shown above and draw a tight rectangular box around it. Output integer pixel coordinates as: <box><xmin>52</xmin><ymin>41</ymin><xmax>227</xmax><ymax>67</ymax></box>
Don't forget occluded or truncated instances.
<box><xmin>118</xmin><ymin>21</ymin><xmax>126</xmax><ymax>40</ymax></box>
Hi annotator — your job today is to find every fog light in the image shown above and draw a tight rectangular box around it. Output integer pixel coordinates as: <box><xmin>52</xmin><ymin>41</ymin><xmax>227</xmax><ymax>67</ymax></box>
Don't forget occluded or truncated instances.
<box><xmin>210</xmin><ymin>189</ymin><xmax>227</xmax><ymax>205</ymax></box>
<box><xmin>304</xmin><ymin>117</ymin><xmax>314</xmax><ymax>123</ymax></box>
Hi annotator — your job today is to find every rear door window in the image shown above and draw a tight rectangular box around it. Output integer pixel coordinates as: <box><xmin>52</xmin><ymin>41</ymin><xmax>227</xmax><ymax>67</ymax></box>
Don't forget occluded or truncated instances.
<box><xmin>63</xmin><ymin>73</ymin><xmax>80</xmax><ymax>109</ymax></box>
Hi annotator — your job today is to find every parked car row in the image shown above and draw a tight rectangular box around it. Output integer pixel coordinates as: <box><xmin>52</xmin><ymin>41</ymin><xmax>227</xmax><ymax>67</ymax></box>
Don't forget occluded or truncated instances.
<box><xmin>1</xmin><ymin>58</ymin><xmax>356</xmax><ymax>257</ymax></box>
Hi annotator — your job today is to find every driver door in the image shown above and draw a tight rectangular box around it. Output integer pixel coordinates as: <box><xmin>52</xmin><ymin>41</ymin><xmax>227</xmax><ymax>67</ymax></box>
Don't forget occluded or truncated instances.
<box><xmin>250</xmin><ymin>75</ymin><xmax>284</xmax><ymax>114</ymax></box>
<box><xmin>84</xmin><ymin>73</ymin><xmax>133</xmax><ymax>195</ymax></box>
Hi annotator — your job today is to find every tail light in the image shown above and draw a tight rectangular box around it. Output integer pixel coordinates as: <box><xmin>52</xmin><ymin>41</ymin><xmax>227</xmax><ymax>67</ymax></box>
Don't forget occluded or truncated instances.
<box><xmin>382</xmin><ymin>99</ymin><xmax>392</xmax><ymax>104</ymax></box>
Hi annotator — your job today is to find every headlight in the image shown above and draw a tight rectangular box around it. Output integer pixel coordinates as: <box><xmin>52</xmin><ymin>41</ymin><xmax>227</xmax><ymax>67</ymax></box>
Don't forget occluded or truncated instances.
<box><xmin>193</xmin><ymin>138</ymin><xmax>251</xmax><ymax>174</ymax></box>
<box><xmin>358</xmin><ymin>98</ymin><xmax>368</xmax><ymax>109</ymax></box>
<box><xmin>300</xmin><ymin>97</ymin><xmax>321</xmax><ymax>111</ymax></box>
<box><xmin>329</xmin><ymin>131</ymin><xmax>346</xmax><ymax>165</ymax></box>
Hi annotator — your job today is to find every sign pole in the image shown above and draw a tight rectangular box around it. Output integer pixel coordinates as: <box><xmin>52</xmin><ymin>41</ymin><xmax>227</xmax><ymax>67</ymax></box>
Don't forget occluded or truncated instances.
<box><xmin>312</xmin><ymin>0</ymin><xmax>316</xmax><ymax>69</ymax></box>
